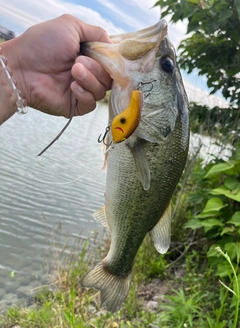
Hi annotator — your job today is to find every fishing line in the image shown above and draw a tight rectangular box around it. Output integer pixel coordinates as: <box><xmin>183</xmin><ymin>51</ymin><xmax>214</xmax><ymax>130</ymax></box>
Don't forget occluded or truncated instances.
<box><xmin>25</xmin><ymin>167</ymin><xmax>98</xmax><ymax>185</ymax></box>
<box><xmin>37</xmin><ymin>98</ymin><xmax>77</xmax><ymax>157</ymax></box>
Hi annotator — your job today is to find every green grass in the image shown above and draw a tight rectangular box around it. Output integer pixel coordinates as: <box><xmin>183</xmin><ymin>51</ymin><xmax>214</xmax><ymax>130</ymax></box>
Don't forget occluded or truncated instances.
<box><xmin>0</xmin><ymin>235</ymin><xmax>165</xmax><ymax>328</ymax></box>
<box><xmin>1</xmin><ymin>234</ymin><xmax>239</xmax><ymax>328</ymax></box>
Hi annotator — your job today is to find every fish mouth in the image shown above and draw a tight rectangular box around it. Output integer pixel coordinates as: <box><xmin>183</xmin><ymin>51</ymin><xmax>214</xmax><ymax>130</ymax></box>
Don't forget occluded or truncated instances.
<box><xmin>109</xmin><ymin>19</ymin><xmax>167</xmax><ymax>44</ymax></box>
<box><xmin>81</xmin><ymin>20</ymin><xmax>168</xmax><ymax>86</ymax></box>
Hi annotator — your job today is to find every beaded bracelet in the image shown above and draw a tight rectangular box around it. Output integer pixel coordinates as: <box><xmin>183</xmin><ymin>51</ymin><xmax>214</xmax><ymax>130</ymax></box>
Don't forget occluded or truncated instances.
<box><xmin>0</xmin><ymin>47</ymin><xmax>28</xmax><ymax>114</ymax></box>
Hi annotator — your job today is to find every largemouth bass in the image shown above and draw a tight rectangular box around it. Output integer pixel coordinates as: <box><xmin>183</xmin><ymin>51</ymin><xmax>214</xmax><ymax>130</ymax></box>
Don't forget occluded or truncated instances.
<box><xmin>81</xmin><ymin>19</ymin><xmax>189</xmax><ymax>313</ymax></box>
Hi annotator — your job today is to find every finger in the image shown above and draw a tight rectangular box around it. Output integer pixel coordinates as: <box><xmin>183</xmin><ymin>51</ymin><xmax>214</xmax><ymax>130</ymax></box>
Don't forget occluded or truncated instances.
<box><xmin>72</xmin><ymin>62</ymin><xmax>111</xmax><ymax>102</ymax></box>
<box><xmin>75</xmin><ymin>56</ymin><xmax>112</xmax><ymax>90</ymax></box>
<box><xmin>72</xmin><ymin>63</ymin><xmax>106</xmax><ymax>101</ymax></box>
<box><xmin>76</xmin><ymin>19</ymin><xmax>112</xmax><ymax>44</ymax></box>
<box><xmin>70</xmin><ymin>81</ymin><xmax>97</xmax><ymax>116</ymax></box>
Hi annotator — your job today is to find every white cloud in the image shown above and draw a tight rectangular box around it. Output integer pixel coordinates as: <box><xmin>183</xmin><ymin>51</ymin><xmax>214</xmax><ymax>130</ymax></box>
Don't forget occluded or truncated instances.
<box><xmin>96</xmin><ymin>0</ymin><xmax>145</xmax><ymax>31</ymax></box>
<box><xmin>120</xmin><ymin>1</ymin><xmax>187</xmax><ymax>47</ymax></box>
<box><xmin>96</xmin><ymin>0</ymin><xmax>160</xmax><ymax>30</ymax></box>
<box><xmin>0</xmin><ymin>0</ymin><xmax>186</xmax><ymax>48</ymax></box>
<box><xmin>0</xmin><ymin>0</ymin><xmax>124</xmax><ymax>35</ymax></box>
<box><xmin>0</xmin><ymin>3</ymin><xmax>42</xmax><ymax>27</ymax></box>
<box><xmin>167</xmin><ymin>20</ymin><xmax>187</xmax><ymax>49</ymax></box>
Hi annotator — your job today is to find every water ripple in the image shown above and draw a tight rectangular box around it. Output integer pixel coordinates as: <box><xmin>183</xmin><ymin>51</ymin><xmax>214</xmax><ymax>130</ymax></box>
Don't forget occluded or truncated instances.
<box><xmin>0</xmin><ymin>103</ymin><xmax>108</xmax><ymax>275</ymax></box>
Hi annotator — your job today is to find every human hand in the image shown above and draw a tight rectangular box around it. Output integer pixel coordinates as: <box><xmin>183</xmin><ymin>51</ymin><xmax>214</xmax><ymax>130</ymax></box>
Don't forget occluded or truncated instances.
<box><xmin>1</xmin><ymin>14</ymin><xmax>112</xmax><ymax>118</ymax></box>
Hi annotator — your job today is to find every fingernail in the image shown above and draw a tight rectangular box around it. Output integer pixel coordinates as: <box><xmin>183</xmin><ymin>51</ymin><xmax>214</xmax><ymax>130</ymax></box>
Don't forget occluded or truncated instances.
<box><xmin>76</xmin><ymin>56</ymin><xmax>92</xmax><ymax>70</ymax></box>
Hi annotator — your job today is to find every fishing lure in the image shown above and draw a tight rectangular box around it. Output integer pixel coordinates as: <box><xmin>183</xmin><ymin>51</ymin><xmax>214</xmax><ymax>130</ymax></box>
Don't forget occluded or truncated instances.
<box><xmin>111</xmin><ymin>90</ymin><xmax>142</xmax><ymax>143</ymax></box>
<box><xmin>98</xmin><ymin>90</ymin><xmax>142</xmax><ymax>146</ymax></box>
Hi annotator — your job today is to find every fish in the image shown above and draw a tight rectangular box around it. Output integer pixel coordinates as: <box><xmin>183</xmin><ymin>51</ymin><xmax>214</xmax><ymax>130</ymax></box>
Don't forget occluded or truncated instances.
<box><xmin>81</xmin><ymin>19</ymin><xmax>189</xmax><ymax>313</ymax></box>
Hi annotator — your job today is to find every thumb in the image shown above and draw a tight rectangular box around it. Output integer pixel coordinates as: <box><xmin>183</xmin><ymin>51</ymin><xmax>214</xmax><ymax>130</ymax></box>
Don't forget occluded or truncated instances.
<box><xmin>74</xmin><ymin>17</ymin><xmax>112</xmax><ymax>44</ymax></box>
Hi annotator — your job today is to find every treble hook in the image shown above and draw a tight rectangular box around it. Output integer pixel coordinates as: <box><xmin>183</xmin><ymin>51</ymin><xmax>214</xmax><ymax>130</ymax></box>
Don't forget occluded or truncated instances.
<box><xmin>137</xmin><ymin>79</ymin><xmax>157</xmax><ymax>98</ymax></box>
<box><xmin>98</xmin><ymin>125</ymin><xmax>112</xmax><ymax>146</ymax></box>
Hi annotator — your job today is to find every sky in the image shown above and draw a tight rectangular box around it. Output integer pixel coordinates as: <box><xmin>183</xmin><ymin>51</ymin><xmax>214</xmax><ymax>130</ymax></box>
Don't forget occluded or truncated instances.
<box><xmin>0</xmin><ymin>0</ymin><xmax>228</xmax><ymax>108</ymax></box>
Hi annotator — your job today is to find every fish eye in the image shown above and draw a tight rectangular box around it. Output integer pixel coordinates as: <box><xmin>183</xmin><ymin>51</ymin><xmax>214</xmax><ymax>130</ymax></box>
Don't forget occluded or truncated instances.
<box><xmin>160</xmin><ymin>56</ymin><xmax>174</xmax><ymax>73</ymax></box>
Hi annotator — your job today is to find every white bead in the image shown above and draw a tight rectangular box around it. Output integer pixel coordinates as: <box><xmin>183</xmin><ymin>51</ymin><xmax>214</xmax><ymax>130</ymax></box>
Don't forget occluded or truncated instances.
<box><xmin>0</xmin><ymin>49</ymin><xmax>28</xmax><ymax>115</ymax></box>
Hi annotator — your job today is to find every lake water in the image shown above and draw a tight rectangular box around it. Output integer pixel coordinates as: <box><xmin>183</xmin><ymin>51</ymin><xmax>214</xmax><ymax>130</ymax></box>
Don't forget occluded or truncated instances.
<box><xmin>0</xmin><ymin>102</ymin><xmax>109</xmax><ymax>310</ymax></box>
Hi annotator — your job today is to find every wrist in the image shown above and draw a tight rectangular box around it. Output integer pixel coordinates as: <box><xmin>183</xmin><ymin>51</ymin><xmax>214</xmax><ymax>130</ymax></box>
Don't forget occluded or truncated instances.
<box><xmin>0</xmin><ymin>64</ymin><xmax>17</xmax><ymax>124</ymax></box>
<box><xmin>0</xmin><ymin>39</ymin><xmax>28</xmax><ymax>116</ymax></box>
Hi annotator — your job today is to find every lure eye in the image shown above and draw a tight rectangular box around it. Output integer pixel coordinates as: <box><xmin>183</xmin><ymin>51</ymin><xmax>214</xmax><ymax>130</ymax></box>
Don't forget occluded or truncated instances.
<box><xmin>160</xmin><ymin>56</ymin><xmax>174</xmax><ymax>73</ymax></box>
<box><xmin>120</xmin><ymin>118</ymin><xmax>126</xmax><ymax>124</ymax></box>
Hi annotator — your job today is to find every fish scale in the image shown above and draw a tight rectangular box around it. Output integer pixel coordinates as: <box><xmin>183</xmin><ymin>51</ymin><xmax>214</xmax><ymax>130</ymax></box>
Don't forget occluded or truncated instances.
<box><xmin>81</xmin><ymin>19</ymin><xmax>189</xmax><ymax>312</ymax></box>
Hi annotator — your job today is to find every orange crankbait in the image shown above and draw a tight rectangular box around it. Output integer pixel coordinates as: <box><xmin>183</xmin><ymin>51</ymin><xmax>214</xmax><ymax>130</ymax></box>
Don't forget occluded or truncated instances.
<box><xmin>111</xmin><ymin>90</ymin><xmax>142</xmax><ymax>143</ymax></box>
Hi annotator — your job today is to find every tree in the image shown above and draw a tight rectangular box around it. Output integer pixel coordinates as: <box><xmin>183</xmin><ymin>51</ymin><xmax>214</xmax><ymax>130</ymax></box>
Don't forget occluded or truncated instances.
<box><xmin>154</xmin><ymin>0</ymin><xmax>240</xmax><ymax>106</ymax></box>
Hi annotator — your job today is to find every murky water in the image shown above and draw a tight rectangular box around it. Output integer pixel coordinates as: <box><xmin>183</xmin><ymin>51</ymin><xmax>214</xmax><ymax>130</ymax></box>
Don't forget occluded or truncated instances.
<box><xmin>0</xmin><ymin>102</ymin><xmax>109</xmax><ymax>310</ymax></box>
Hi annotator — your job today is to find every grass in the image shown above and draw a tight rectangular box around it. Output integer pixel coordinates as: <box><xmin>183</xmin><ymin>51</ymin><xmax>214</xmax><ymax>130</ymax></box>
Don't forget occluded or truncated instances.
<box><xmin>0</xmin><ymin>232</ymin><xmax>239</xmax><ymax>328</ymax></box>
<box><xmin>0</xmin><ymin>234</ymin><xmax>167</xmax><ymax>328</ymax></box>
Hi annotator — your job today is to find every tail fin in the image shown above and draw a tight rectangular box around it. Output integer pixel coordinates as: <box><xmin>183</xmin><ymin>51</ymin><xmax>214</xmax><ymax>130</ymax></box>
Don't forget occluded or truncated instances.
<box><xmin>81</xmin><ymin>262</ymin><xmax>132</xmax><ymax>313</ymax></box>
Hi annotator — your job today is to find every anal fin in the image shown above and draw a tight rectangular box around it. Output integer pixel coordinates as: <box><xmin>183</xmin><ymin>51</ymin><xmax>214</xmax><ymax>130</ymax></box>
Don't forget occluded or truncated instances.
<box><xmin>93</xmin><ymin>206</ymin><xmax>109</xmax><ymax>229</ymax></box>
<box><xmin>149</xmin><ymin>202</ymin><xmax>172</xmax><ymax>254</ymax></box>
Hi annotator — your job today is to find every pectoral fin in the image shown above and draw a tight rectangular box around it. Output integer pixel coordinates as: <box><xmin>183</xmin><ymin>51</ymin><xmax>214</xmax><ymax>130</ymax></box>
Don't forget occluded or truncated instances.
<box><xmin>93</xmin><ymin>206</ymin><xmax>109</xmax><ymax>229</ymax></box>
<box><xmin>129</xmin><ymin>139</ymin><xmax>150</xmax><ymax>191</ymax></box>
<box><xmin>149</xmin><ymin>202</ymin><xmax>172</xmax><ymax>254</ymax></box>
